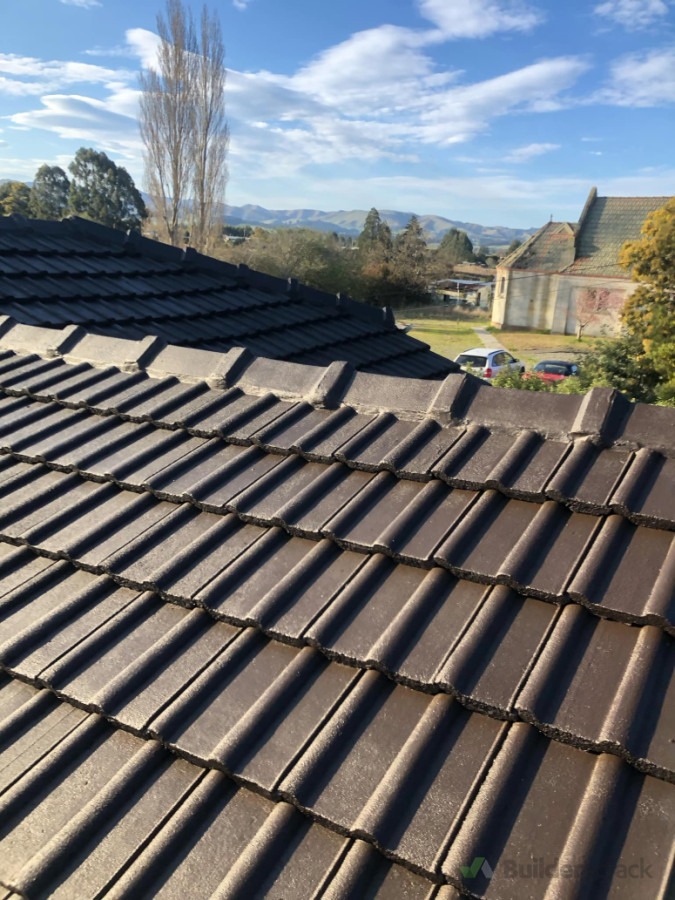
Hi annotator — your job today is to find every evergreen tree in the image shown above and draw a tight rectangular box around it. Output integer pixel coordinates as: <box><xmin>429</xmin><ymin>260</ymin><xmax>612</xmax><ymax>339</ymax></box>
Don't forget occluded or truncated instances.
<box><xmin>68</xmin><ymin>147</ymin><xmax>147</xmax><ymax>232</ymax></box>
<box><xmin>436</xmin><ymin>228</ymin><xmax>474</xmax><ymax>268</ymax></box>
<box><xmin>395</xmin><ymin>215</ymin><xmax>427</xmax><ymax>276</ymax></box>
<box><xmin>0</xmin><ymin>181</ymin><xmax>31</xmax><ymax>216</ymax></box>
<box><xmin>376</xmin><ymin>220</ymin><xmax>394</xmax><ymax>260</ymax></box>
<box><xmin>388</xmin><ymin>214</ymin><xmax>429</xmax><ymax>303</ymax></box>
<box><xmin>29</xmin><ymin>165</ymin><xmax>70</xmax><ymax>220</ymax></box>
<box><xmin>358</xmin><ymin>207</ymin><xmax>390</xmax><ymax>255</ymax></box>
<box><xmin>505</xmin><ymin>238</ymin><xmax>522</xmax><ymax>256</ymax></box>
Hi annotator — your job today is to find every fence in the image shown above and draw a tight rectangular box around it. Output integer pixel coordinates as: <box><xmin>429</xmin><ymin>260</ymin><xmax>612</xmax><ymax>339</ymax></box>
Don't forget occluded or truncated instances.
<box><xmin>395</xmin><ymin>303</ymin><xmax>486</xmax><ymax>320</ymax></box>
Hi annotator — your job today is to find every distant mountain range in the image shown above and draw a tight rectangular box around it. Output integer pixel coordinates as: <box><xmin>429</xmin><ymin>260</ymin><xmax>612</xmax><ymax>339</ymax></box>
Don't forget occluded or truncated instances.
<box><xmin>224</xmin><ymin>204</ymin><xmax>538</xmax><ymax>247</ymax></box>
<box><xmin>1</xmin><ymin>180</ymin><xmax>537</xmax><ymax>248</ymax></box>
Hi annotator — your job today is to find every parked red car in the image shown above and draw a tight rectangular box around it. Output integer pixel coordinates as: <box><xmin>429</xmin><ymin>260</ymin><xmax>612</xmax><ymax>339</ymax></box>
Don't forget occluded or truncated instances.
<box><xmin>530</xmin><ymin>360</ymin><xmax>580</xmax><ymax>382</ymax></box>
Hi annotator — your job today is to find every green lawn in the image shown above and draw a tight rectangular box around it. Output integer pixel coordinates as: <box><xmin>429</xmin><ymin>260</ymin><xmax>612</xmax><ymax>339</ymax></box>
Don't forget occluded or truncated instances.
<box><xmin>401</xmin><ymin>313</ymin><xmax>491</xmax><ymax>361</ymax></box>
<box><xmin>495</xmin><ymin>330</ymin><xmax>602</xmax><ymax>368</ymax></box>
<box><xmin>402</xmin><ymin>316</ymin><xmax>604</xmax><ymax>368</ymax></box>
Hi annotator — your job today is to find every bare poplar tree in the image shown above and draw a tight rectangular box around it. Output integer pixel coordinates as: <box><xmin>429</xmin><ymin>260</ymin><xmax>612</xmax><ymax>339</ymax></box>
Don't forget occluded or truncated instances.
<box><xmin>139</xmin><ymin>1</ymin><xmax>228</xmax><ymax>251</ymax></box>
<box><xmin>191</xmin><ymin>5</ymin><xmax>228</xmax><ymax>254</ymax></box>
<box><xmin>139</xmin><ymin>0</ymin><xmax>195</xmax><ymax>246</ymax></box>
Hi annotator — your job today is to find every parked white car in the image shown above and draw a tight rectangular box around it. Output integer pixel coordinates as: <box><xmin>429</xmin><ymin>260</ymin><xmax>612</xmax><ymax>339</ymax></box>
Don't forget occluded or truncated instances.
<box><xmin>454</xmin><ymin>347</ymin><xmax>525</xmax><ymax>379</ymax></box>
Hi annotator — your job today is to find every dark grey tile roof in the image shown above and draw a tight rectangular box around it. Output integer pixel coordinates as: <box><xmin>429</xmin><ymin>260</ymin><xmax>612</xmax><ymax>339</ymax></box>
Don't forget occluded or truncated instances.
<box><xmin>0</xmin><ymin>215</ymin><xmax>457</xmax><ymax>380</ymax></box>
<box><xmin>0</xmin><ymin>320</ymin><xmax>673</xmax><ymax>899</ymax></box>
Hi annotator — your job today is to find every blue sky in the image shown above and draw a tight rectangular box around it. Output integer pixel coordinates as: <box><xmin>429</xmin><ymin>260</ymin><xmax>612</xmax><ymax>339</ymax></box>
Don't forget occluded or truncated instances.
<box><xmin>0</xmin><ymin>0</ymin><xmax>673</xmax><ymax>228</ymax></box>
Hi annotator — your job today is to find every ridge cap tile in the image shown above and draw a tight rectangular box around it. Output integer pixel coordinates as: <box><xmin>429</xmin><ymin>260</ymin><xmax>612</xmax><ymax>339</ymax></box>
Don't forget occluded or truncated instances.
<box><xmin>0</xmin><ymin>321</ymin><xmax>674</xmax><ymax>458</ymax></box>
<box><xmin>0</xmin><ymin>353</ymin><xmax>672</xmax><ymax>533</ymax></box>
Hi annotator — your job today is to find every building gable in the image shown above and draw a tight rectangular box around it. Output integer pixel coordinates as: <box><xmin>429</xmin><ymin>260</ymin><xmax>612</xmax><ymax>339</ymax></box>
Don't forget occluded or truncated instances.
<box><xmin>500</xmin><ymin>220</ymin><xmax>576</xmax><ymax>273</ymax></box>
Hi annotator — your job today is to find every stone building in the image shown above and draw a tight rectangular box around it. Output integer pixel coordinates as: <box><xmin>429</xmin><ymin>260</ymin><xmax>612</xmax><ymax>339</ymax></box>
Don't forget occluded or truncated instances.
<box><xmin>492</xmin><ymin>188</ymin><xmax>670</xmax><ymax>336</ymax></box>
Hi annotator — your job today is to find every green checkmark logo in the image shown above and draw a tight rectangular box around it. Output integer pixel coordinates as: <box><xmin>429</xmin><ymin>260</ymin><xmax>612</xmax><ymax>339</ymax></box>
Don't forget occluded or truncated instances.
<box><xmin>460</xmin><ymin>857</ymin><xmax>486</xmax><ymax>879</ymax></box>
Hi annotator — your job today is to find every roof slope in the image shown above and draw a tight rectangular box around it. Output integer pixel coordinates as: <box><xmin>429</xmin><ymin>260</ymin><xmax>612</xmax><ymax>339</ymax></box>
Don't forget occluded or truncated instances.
<box><xmin>567</xmin><ymin>195</ymin><xmax>671</xmax><ymax>277</ymax></box>
<box><xmin>498</xmin><ymin>221</ymin><xmax>576</xmax><ymax>272</ymax></box>
<box><xmin>500</xmin><ymin>192</ymin><xmax>670</xmax><ymax>278</ymax></box>
<box><xmin>0</xmin><ymin>320</ymin><xmax>673</xmax><ymax>899</ymax></box>
<box><xmin>0</xmin><ymin>215</ymin><xmax>456</xmax><ymax>380</ymax></box>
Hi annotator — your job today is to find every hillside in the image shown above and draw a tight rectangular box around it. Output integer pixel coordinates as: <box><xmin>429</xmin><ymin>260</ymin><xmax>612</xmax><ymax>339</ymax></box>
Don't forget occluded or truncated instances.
<box><xmin>224</xmin><ymin>204</ymin><xmax>538</xmax><ymax>247</ymax></box>
<box><xmin>1</xmin><ymin>180</ymin><xmax>537</xmax><ymax>248</ymax></box>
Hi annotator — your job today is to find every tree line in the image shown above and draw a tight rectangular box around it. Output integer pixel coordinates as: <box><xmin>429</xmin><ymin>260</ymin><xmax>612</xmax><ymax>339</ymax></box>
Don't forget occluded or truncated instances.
<box><xmin>0</xmin><ymin>148</ymin><xmax>147</xmax><ymax>232</ymax></box>
<box><xmin>218</xmin><ymin>207</ymin><xmax>502</xmax><ymax>308</ymax></box>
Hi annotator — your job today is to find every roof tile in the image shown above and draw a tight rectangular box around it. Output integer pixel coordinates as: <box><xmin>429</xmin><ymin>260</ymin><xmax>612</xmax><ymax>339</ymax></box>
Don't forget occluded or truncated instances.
<box><xmin>0</xmin><ymin>321</ymin><xmax>672</xmax><ymax>896</ymax></box>
<box><xmin>0</xmin><ymin>216</ymin><xmax>458</xmax><ymax>378</ymax></box>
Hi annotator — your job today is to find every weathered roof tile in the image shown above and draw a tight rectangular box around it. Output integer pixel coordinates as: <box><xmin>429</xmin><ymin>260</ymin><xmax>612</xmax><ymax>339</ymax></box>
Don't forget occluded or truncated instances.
<box><xmin>0</xmin><ymin>323</ymin><xmax>672</xmax><ymax>897</ymax></box>
<box><xmin>0</xmin><ymin>215</ymin><xmax>458</xmax><ymax>379</ymax></box>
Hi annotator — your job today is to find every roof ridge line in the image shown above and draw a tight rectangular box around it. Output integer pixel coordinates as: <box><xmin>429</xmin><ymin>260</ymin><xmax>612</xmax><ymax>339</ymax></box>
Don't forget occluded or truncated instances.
<box><xmin>0</xmin><ymin>319</ymin><xmax>673</xmax><ymax>452</ymax></box>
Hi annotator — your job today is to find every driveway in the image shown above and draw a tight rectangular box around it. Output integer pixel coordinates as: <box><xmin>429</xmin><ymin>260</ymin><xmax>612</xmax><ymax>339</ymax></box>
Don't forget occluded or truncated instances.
<box><xmin>472</xmin><ymin>326</ymin><xmax>508</xmax><ymax>351</ymax></box>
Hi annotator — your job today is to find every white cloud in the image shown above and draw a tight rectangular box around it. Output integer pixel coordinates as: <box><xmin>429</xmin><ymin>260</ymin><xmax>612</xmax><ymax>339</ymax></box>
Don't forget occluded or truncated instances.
<box><xmin>226</xmin><ymin>69</ymin><xmax>323</xmax><ymax>123</ymax></box>
<box><xmin>125</xmin><ymin>28</ymin><xmax>161</xmax><ymax>70</ymax></box>
<box><xmin>59</xmin><ymin>0</ymin><xmax>102</xmax><ymax>7</ymax></box>
<box><xmin>2</xmin><ymin>17</ymin><xmax>588</xmax><ymax>198</ymax></box>
<box><xmin>83</xmin><ymin>45</ymin><xmax>131</xmax><ymax>58</ymax></box>
<box><xmin>220</xmin><ymin>56</ymin><xmax>586</xmax><ymax>178</ymax></box>
<box><xmin>233</xmin><ymin>0</ymin><xmax>252</xmax><ymax>8</ymax></box>
<box><xmin>8</xmin><ymin>94</ymin><xmax>143</xmax><ymax>161</ymax></box>
<box><xmin>419</xmin><ymin>0</ymin><xmax>545</xmax><ymax>38</ymax></box>
<box><xmin>0</xmin><ymin>54</ymin><xmax>133</xmax><ymax>96</ymax></box>
<box><xmin>217</xmin><ymin>1</ymin><xmax>554</xmax><ymax>150</ymax></box>
<box><xmin>504</xmin><ymin>142</ymin><xmax>560</xmax><ymax>163</ymax></box>
<box><xmin>594</xmin><ymin>0</ymin><xmax>669</xmax><ymax>30</ymax></box>
<box><xmin>416</xmin><ymin>57</ymin><xmax>588</xmax><ymax>145</ymax></box>
<box><xmin>288</xmin><ymin>25</ymin><xmax>459</xmax><ymax>118</ymax></box>
<box><xmin>598</xmin><ymin>46</ymin><xmax>675</xmax><ymax>105</ymax></box>
<box><xmin>0</xmin><ymin>78</ymin><xmax>44</xmax><ymax>97</ymax></box>
<box><xmin>0</xmin><ymin>154</ymin><xmax>75</xmax><ymax>180</ymax></box>
<box><xmin>266</xmin><ymin>170</ymin><xmax>675</xmax><ymax>221</ymax></box>
<box><xmin>225</xmin><ymin>168</ymin><xmax>674</xmax><ymax>228</ymax></box>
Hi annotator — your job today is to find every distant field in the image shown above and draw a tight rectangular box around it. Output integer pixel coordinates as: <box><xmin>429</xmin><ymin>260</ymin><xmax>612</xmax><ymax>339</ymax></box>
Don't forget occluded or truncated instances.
<box><xmin>401</xmin><ymin>311</ymin><xmax>491</xmax><ymax>361</ymax></box>
<box><xmin>402</xmin><ymin>314</ymin><xmax>603</xmax><ymax>368</ymax></box>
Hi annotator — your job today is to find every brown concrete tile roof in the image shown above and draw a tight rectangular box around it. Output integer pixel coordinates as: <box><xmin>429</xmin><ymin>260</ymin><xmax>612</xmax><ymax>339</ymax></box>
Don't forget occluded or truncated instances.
<box><xmin>0</xmin><ymin>215</ymin><xmax>457</xmax><ymax>380</ymax></box>
<box><xmin>0</xmin><ymin>320</ymin><xmax>673</xmax><ymax>898</ymax></box>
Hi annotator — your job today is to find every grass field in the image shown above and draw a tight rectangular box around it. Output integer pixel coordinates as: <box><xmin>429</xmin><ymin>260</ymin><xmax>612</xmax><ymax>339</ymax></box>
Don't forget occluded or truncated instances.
<box><xmin>489</xmin><ymin>330</ymin><xmax>599</xmax><ymax>368</ymax></box>
<box><xmin>402</xmin><ymin>314</ymin><xmax>602</xmax><ymax>368</ymax></box>
<box><xmin>401</xmin><ymin>311</ymin><xmax>491</xmax><ymax>362</ymax></box>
